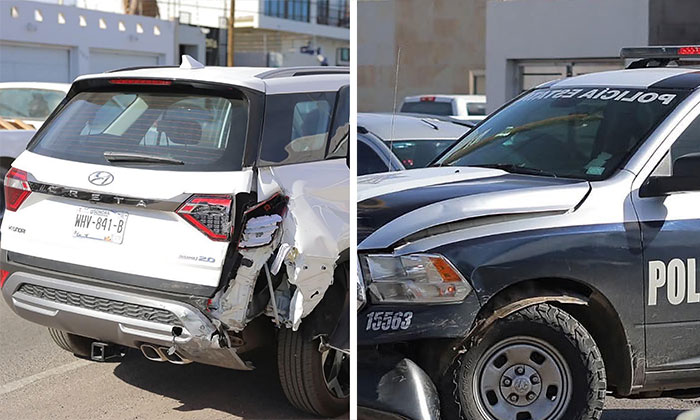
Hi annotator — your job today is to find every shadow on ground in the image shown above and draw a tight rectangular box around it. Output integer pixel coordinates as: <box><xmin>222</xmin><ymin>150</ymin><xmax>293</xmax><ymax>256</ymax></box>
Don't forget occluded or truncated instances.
<box><xmin>112</xmin><ymin>348</ymin><xmax>312</xmax><ymax>419</ymax></box>
<box><xmin>602</xmin><ymin>409</ymin><xmax>684</xmax><ymax>420</ymax></box>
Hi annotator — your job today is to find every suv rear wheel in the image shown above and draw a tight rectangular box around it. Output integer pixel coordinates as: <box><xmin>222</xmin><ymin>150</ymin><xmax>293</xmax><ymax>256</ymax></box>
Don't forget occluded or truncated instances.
<box><xmin>444</xmin><ymin>303</ymin><xmax>606</xmax><ymax>420</ymax></box>
<box><xmin>277</xmin><ymin>326</ymin><xmax>349</xmax><ymax>417</ymax></box>
<box><xmin>48</xmin><ymin>328</ymin><xmax>93</xmax><ymax>358</ymax></box>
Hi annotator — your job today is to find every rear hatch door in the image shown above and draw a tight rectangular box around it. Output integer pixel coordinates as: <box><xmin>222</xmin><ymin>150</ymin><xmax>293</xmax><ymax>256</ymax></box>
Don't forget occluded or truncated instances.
<box><xmin>2</xmin><ymin>81</ymin><xmax>256</xmax><ymax>296</ymax></box>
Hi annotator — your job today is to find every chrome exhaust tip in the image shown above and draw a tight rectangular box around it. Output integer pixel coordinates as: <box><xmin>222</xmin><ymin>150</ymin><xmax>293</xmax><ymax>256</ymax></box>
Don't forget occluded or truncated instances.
<box><xmin>158</xmin><ymin>346</ymin><xmax>192</xmax><ymax>365</ymax></box>
<box><xmin>140</xmin><ymin>344</ymin><xmax>166</xmax><ymax>362</ymax></box>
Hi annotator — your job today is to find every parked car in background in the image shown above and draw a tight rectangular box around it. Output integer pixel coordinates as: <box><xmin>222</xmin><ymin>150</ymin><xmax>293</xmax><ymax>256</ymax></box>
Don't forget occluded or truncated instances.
<box><xmin>357</xmin><ymin>127</ymin><xmax>405</xmax><ymax>175</ymax></box>
<box><xmin>0</xmin><ymin>82</ymin><xmax>70</xmax><ymax>129</ymax></box>
<box><xmin>358</xmin><ymin>112</ymin><xmax>471</xmax><ymax>169</ymax></box>
<box><xmin>0</xmin><ymin>82</ymin><xmax>70</xmax><ymax>219</ymax></box>
<box><xmin>400</xmin><ymin>94</ymin><xmax>487</xmax><ymax>123</ymax></box>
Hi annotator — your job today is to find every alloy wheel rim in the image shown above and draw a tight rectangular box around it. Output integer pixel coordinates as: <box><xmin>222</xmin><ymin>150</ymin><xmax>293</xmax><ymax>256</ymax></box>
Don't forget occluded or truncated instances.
<box><xmin>321</xmin><ymin>347</ymin><xmax>350</xmax><ymax>399</ymax></box>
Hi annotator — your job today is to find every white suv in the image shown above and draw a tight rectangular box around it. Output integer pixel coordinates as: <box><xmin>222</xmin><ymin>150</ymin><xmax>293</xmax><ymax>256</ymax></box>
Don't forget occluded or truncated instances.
<box><xmin>0</xmin><ymin>57</ymin><xmax>349</xmax><ymax>417</ymax></box>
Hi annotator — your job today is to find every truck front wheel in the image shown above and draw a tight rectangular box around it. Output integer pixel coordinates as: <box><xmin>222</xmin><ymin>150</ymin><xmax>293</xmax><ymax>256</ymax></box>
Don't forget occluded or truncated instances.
<box><xmin>445</xmin><ymin>303</ymin><xmax>606</xmax><ymax>420</ymax></box>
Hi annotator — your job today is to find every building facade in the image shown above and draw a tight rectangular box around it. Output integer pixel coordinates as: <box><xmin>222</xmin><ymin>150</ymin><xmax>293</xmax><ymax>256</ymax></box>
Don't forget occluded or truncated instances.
<box><xmin>67</xmin><ymin>0</ymin><xmax>350</xmax><ymax>67</ymax></box>
<box><xmin>486</xmin><ymin>0</ymin><xmax>700</xmax><ymax>111</ymax></box>
<box><xmin>1</xmin><ymin>0</ymin><xmax>175</xmax><ymax>82</ymax></box>
<box><xmin>358</xmin><ymin>0</ymin><xmax>486</xmax><ymax>112</ymax></box>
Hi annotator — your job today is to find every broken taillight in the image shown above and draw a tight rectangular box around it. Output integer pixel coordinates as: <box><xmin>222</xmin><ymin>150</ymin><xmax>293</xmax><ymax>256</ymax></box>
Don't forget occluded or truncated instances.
<box><xmin>238</xmin><ymin>193</ymin><xmax>288</xmax><ymax>249</ymax></box>
<box><xmin>176</xmin><ymin>195</ymin><xmax>233</xmax><ymax>241</ymax></box>
<box><xmin>4</xmin><ymin>168</ymin><xmax>32</xmax><ymax>212</ymax></box>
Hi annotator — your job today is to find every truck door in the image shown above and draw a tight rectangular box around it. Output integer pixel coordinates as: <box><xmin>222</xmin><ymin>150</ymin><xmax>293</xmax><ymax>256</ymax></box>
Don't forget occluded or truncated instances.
<box><xmin>633</xmin><ymin>109</ymin><xmax>700</xmax><ymax>370</ymax></box>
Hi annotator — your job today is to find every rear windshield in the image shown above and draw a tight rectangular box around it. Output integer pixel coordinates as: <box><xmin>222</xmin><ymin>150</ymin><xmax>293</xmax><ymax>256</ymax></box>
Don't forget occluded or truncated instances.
<box><xmin>437</xmin><ymin>87</ymin><xmax>688</xmax><ymax>180</ymax></box>
<box><xmin>466</xmin><ymin>102</ymin><xmax>486</xmax><ymax>116</ymax></box>
<box><xmin>30</xmin><ymin>91</ymin><xmax>248</xmax><ymax>171</ymax></box>
<box><xmin>385</xmin><ymin>139</ymin><xmax>456</xmax><ymax>169</ymax></box>
<box><xmin>0</xmin><ymin>88</ymin><xmax>65</xmax><ymax>121</ymax></box>
<box><xmin>400</xmin><ymin>101</ymin><xmax>453</xmax><ymax>116</ymax></box>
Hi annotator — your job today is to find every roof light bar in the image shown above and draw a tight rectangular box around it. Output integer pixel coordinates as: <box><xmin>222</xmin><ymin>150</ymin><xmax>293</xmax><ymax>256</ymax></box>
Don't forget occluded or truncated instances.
<box><xmin>621</xmin><ymin>46</ymin><xmax>700</xmax><ymax>59</ymax></box>
<box><xmin>108</xmin><ymin>79</ymin><xmax>173</xmax><ymax>85</ymax></box>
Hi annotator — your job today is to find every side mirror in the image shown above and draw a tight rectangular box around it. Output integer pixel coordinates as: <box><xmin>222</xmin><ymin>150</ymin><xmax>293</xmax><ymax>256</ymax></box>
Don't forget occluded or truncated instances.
<box><xmin>640</xmin><ymin>153</ymin><xmax>700</xmax><ymax>197</ymax></box>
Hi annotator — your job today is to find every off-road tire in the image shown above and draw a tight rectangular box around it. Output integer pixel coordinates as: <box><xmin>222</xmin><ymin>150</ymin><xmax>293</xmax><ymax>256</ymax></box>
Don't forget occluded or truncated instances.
<box><xmin>277</xmin><ymin>327</ymin><xmax>347</xmax><ymax>417</ymax></box>
<box><xmin>48</xmin><ymin>328</ymin><xmax>93</xmax><ymax>358</ymax></box>
<box><xmin>441</xmin><ymin>303</ymin><xmax>606</xmax><ymax>420</ymax></box>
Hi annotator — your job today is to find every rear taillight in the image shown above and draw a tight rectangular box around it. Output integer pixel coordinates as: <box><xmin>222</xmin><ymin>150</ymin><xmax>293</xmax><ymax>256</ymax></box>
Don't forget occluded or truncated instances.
<box><xmin>176</xmin><ymin>195</ymin><xmax>233</xmax><ymax>241</ymax></box>
<box><xmin>0</xmin><ymin>270</ymin><xmax>8</xmax><ymax>289</ymax></box>
<box><xmin>4</xmin><ymin>168</ymin><xmax>32</xmax><ymax>212</ymax></box>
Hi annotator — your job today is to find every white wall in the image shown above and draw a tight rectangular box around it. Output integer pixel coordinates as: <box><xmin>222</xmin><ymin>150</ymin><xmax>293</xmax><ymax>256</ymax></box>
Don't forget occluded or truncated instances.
<box><xmin>0</xmin><ymin>0</ymin><xmax>175</xmax><ymax>82</ymax></box>
<box><xmin>486</xmin><ymin>0</ymin><xmax>650</xmax><ymax>111</ymax></box>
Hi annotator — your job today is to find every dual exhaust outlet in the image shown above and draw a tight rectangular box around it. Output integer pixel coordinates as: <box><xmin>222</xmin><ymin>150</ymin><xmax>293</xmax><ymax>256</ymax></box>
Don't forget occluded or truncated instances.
<box><xmin>139</xmin><ymin>343</ymin><xmax>192</xmax><ymax>365</ymax></box>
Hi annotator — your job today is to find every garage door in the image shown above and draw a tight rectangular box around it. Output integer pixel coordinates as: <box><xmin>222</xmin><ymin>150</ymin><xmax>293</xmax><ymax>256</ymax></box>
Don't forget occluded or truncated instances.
<box><xmin>0</xmin><ymin>44</ymin><xmax>70</xmax><ymax>82</ymax></box>
<box><xmin>89</xmin><ymin>50</ymin><xmax>159</xmax><ymax>73</ymax></box>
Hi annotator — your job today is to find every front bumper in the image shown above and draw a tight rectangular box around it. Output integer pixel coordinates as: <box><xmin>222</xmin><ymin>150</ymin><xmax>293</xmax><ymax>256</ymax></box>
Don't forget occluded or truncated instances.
<box><xmin>1</xmin><ymin>254</ymin><xmax>251</xmax><ymax>370</ymax></box>
<box><xmin>358</xmin><ymin>351</ymin><xmax>441</xmax><ymax>420</ymax></box>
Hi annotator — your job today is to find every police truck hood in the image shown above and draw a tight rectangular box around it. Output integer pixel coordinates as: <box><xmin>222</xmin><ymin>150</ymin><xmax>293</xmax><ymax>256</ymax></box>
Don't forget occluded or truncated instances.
<box><xmin>357</xmin><ymin>167</ymin><xmax>590</xmax><ymax>249</ymax></box>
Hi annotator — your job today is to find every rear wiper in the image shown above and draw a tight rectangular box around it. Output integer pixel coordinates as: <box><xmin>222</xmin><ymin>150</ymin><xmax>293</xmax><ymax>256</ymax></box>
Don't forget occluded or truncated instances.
<box><xmin>471</xmin><ymin>163</ymin><xmax>558</xmax><ymax>178</ymax></box>
<box><xmin>104</xmin><ymin>151</ymin><xmax>184</xmax><ymax>165</ymax></box>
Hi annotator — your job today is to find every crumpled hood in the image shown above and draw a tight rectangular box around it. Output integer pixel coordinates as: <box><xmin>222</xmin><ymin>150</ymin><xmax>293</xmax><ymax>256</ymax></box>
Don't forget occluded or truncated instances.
<box><xmin>358</xmin><ymin>167</ymin><xmax>590</xmax><ymax>249</ymax></box>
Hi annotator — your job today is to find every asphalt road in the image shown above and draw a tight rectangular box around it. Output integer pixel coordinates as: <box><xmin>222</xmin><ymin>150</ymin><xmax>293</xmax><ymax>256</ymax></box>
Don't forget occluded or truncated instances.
<box><xmin>0</xmin><ymin>299</ymin><xmax>698</xmax><ymax>420</ymax></box>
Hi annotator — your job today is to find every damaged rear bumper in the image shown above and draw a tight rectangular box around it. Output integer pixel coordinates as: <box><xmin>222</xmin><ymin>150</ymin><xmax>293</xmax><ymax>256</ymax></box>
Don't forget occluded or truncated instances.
<box><xmin>1</xmin><ymin>267</ymin><xmax>251</xmax><ymax>370</ymax></box>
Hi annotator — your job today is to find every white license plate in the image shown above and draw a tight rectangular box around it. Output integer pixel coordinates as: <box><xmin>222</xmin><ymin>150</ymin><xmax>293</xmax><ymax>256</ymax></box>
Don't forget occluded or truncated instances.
<box><xmin>73</xmin><ymin>207</ymin><xmax>128</xmax><ymax>244</ymax></box>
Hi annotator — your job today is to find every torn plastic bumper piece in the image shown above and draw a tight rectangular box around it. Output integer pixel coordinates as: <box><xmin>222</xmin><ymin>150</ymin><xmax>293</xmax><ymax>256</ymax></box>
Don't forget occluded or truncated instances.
<box><xmin>358</xmin><ymin>353</ymin><xmax>441</xmax><ymax>420</ymax></box>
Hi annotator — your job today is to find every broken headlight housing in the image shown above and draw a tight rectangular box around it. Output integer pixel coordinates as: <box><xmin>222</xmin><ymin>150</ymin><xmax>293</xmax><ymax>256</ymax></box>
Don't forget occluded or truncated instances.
<box><xmin>361</xmin><ymin>253</ymin><xmax>472</xmax><ymax>304</ymax></box>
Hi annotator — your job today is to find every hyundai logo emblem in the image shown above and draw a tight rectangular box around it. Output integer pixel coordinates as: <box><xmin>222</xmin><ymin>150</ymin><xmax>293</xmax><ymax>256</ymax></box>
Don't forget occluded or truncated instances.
<box><xmin>88</xmin><ymin>171</ymin><xmax>114</xmax><ymax>186</ymax></box>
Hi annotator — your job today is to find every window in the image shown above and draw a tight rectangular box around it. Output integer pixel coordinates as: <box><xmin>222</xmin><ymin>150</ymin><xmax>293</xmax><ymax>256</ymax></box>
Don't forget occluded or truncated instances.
<box><xmin>0</xmin><ymin>88</ymin><xmax>65</xmax><ymax>120</ymax></box>
<box><xmin>652</xmin><ymin>114</ymin><xmax>700</xmax><ymax>177</ymax></box>
<box><xmin>317</xmin><ymin>0</ymin><xmax>349</xmax><ymax>27</ymax></box>
<box><xmin>384</xmin><ymin>140</ymin><xmax>457</xmax><ymax>169</ymax></box>
<box><xmin>30</xmin><ymin>91</ymin><xmax>249</xmax><ymax>172</ymax></box>
<box><xmin>259</xmin><ymin>92</ymin><xmax>335</xmax><ymax>165</ymax></box>
<box><xmin>470</xmin><ymin>70</ymin><xmax>486</xmax><ymax>95</ymax></box>
<box><xmin>264</xmin><ymin>0</ymin><xmax>310</xmax><ymax>22</ymax></box>
<box><xmin>438</xmin><ymin>87</ymin><xmax>687</xmax><ymax>180</ymax></box>
<box><xmin>327</xmin><ymin>85</ymin><xmax>349</xmax><ymax>159</ymax></box>
<box><xmin>466</xmin><ymin>102</ymin><xmax>486</xmax><ymax>116</ymax></box>
<box><xmin>401</xmin><ymin>101</ymin><xmax>453</xmax><ymax>116</ymax></box>
<box><xmin>358</xmin><ymin>138</ymin><xmax>389</xmax><ymax>176</ymax></box>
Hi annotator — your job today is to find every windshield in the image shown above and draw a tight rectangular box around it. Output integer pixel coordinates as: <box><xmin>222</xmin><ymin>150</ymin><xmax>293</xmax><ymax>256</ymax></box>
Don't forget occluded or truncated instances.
<box><xmin>0</xmin><ymin>88</ymin><xmax>65</xmax><ymax>120</ymax></box>
<box><xmin>30</xmin><ymin>90</ymin><xmax>248</xmax><ymax>171</ymax></box>
<box><xmin>436</xmin><ymin>87</ymin><xmax>687</xmax><ymax>180</ymax></box>
<box><xmin>386</xmin><ymin>139</ymin><xmax>456</xmax><ymax>169</ymax></box>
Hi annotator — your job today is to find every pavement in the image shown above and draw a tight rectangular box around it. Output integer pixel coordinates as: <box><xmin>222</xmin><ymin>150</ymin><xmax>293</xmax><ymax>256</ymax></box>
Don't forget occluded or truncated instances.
<box><xmin>1</xmin><ymin>299</ymin><xmax>698</xmax><ymax>420</ymax></box>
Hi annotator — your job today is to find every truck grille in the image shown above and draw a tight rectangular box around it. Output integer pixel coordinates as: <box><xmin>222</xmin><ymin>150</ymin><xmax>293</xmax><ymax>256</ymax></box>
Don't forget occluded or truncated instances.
<box><xmin>17</xmin><ymin>284</ymin><xmax>181</xmax><ymax>326</ymax></box>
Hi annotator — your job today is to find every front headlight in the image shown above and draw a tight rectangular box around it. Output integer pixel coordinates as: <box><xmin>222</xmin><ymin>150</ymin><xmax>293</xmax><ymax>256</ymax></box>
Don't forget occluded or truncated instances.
<box><xmin>357</xmin><ymin>259</ymin><xmax>367</xmax><ymax>311</ymax></box>
<box><xmin>362</xmin><ymin>253</ymin><xmax>472</xmax><ymax>303</ymax></box>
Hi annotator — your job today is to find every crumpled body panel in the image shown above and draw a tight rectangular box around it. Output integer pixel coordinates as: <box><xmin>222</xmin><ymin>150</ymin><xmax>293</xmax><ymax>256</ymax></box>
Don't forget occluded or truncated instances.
<box><xmin>258</xmin><ymin>160</ymin><xmax>349</xmax><ymax>329</ymax></box>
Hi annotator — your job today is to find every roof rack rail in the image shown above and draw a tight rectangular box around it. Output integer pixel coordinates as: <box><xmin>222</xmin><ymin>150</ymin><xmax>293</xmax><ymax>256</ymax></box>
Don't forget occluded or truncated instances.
<box><xmin>621</xmin><ymin>46</ymin><xmax>700</xmax><ymax>69</ymax></box>
<box><xmin>255</xmin><ymin>66</ymin><xmax>349</xmax><ymax>80</ymax></box>
<box><xmin>106</xmin><ymin>65</ymin><xmax>179</xmax><ymax>73</ymax></box>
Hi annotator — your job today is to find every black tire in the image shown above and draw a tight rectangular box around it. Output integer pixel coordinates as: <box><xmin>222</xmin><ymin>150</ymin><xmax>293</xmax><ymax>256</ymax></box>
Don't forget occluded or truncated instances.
<box><xmin>48</xmin><ymin>328</ymin><xmax>93</xmax><ymax>358</ymax></box>
<box><xmin>442</xmin><ymin>303</ymin><xmax>606</xmax><ymax>420</ymax></box>
<box><xmin>277</xmin><ymin>326</ymin><xmax>348</xmax><ymax>417</ymax></box>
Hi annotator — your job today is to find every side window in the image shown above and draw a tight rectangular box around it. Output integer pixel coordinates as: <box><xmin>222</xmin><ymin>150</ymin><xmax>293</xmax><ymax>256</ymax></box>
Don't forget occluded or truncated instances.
<box><xmin>652</xmin><ymin>114</ymin><xmax>700</xmax><ymax>177</ymax></box>
<box><xmin>259</xmin><ymin>92</ymin><xmax>335</xmax><ymax>165</ymax></box>
<box><xmin>358</xmin><ymin>137</ymin><xmax>390</xmax><ymax>176</ymax></box>
<box><xmin>327</xmin><ymin>85</ymin><xmax>349</xmax><ymax>159</ymax></box>
<box><xmin>671</xmin><ymin>115</ymin><xmax>700</xmax><ymax>162</ymax></box>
